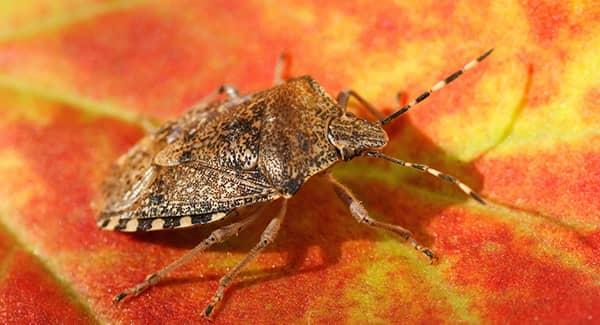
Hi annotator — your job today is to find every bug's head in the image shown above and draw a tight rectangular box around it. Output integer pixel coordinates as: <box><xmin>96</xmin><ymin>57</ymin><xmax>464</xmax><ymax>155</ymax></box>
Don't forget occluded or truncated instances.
<box><xmin>328</xmin><ymin>114</ymin><xmax>388</xmax><ymax>160</ymax></box>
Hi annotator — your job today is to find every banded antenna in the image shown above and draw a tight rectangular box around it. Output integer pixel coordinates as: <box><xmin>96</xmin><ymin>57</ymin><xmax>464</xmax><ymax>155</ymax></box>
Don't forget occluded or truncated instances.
<box><xmin>380</xmin><ymin>49</ymin><xmax>494</xmax><ymax>126</ymax></box>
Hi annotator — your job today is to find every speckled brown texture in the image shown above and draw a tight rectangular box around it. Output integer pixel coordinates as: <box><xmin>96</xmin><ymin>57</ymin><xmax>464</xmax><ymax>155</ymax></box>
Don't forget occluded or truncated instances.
<box><xmin>97</xmin><ymin>76</ymin><xmax>348</xmax><ymax>232</ymax></box>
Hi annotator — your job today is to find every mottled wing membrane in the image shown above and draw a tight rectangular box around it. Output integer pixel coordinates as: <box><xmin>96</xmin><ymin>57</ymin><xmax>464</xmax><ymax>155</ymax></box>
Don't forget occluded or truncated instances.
<box><xmin>98</xmin><ymin>163</ymin><xmax>279</xmax><ymax>232</ymax></box>
<box><xmin>98</xmin><ymin>136</ymin><xmax>160</xmax><ymax>214</ymax></box>
<box><xmin>98</xmin><ymin>77</ymin><xmax>343</xmax><ymax>232</ymax></box>
<box><xmin>97</xmin><ymin>96</ymin><xmax>280</xmax><ymax>232</ymax></box>
<box><xmin>105</xmin><ymin>163</ymin><xmax>277</xmax><ymax>218</ymax></box>
<box><xmin>99</xmin><ymin>98</ymin><xmax>235</xmax><ymax>214</ymax></box>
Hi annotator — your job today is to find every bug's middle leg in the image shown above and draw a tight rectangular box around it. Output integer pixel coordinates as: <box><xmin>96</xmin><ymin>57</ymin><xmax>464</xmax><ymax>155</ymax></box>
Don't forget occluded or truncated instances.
<box><xmin>336</xmin><ymin>89</ymin><xmax>385</xmax><ymax>120</ymax></box>
<box><xmin>273</xmin><ymin>53</ymin><xmax>292</xmax><ymax>85</ymax></box>
<box><xmin>113</xmin><ymin>207</ymin><xmax>264</xmax><ymax>303</ymax></box>
<box><xmin>326</xmin><ymin>173</ymin><xmax>437</xmax><ymax>263</ymax></box>
<box><xmin>203</xmin><ymin>199</ymin><xmax>288</xmax><ymax>318</ymax></box>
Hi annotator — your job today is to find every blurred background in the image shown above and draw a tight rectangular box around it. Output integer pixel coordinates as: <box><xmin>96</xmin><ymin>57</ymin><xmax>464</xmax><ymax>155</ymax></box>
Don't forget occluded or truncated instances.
<box><xmin>0</xmin><ymin>1</ymin><xmax>598</xmax><ymax>324</ymax></box>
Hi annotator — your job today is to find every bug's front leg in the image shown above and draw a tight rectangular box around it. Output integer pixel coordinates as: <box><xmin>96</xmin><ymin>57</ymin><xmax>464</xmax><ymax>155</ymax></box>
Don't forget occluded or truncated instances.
<box><xmin>203</xmin><ymin>200</ymin><xmax>288</xmax><ymax>319</ymax></box>
<box><xmin>327</xmin><ymin>174</ymin><xmax>437</xmax><ymax>263</ymax></box>
<box><xmin>336</xmin><ymin>89</ymin><xmax>385</xmax><ymax>120</ymax></box>
<box><xmin>113</xmin><ymin>207</ymin><xmax>264</xmax><ymax>303</ymax></box>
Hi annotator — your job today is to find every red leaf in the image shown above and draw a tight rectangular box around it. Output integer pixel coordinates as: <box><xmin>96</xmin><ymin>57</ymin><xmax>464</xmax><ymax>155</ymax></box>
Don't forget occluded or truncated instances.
<box><xmin>0</xmin><ymin>1</ymin><xmax>598</xmax><ymax>323</ymax></box>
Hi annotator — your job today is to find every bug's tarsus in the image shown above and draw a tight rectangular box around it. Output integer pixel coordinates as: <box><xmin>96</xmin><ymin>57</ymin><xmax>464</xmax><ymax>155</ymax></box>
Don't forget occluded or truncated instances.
<box><xmin>113</xmin><ymin>272</ymin><xmax>160</xmax><ymax>303</ymax></box>
<box><xmin>203</xmin><ymin>200</ymin><xmax>288</xmax><ymax>319</ymax></box>
<box><xmin>365</xmin><ymin>151</ymin><xmax>487</xmax><ymax>205</ymax></box>
<box><xmin>380</xmin><ymin>48</ymin><xmax>494</xmax><ymax>125</ymax></box>
<box><xmin>327</xmin><ymin>174</ymin><xmax>437</xmax><ymax>263</ymax></box>
<box><xmin>337</xmin><ymin>89</ymin><xmax>385</xmax><ymax>120</ymax></box>
<box><xmin>421</xmin><ymin>247</ymin><xmax>438</xmax><ymax>265</ymax></box>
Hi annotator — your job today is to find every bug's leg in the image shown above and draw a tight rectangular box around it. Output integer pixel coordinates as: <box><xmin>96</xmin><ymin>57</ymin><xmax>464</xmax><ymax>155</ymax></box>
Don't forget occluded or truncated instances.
<box><xmin>273</xmin><ymin>53</ymin><xmax>292</xmax><ymax>85</ymax></box>
<box><xmin>327</xmin><ymin>174</ymin><xmax>437</xmax><ymax>263</ymax></box>
<box><xmin>336</xmin><ymin>89</ymin><xmax>385</xmax><ymax>120</ymax></box>
<box><xmin>140</xmin><ymin>84</ymin><xmax>241</xmax><ymax>134</ymax></box>
<box><xmin>365</xmin><ymin>152</ymin><xmax>486</xmax><ymax>205</ymax></box>
<box><xmin>113</xmin><ymin>208</ymin><xmax>264</xmax><ymax>303</ymax></box>
<box><xmin>203</xmin><ymin>200</ymin><xmax>288</xmax><ymax>318</ymax></box>
<box><xmin>187</xmin><ymin>84</ymin><xmax>241</xmax><ymax>111</ymax></box>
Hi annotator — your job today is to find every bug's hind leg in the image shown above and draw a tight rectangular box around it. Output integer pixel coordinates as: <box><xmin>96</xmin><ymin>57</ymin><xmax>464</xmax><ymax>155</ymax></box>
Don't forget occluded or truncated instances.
<box><xmin>187</xmin><ymin>84</ymin><xmax>241</xmax><ymax>111</ymax></box>
<box><xmin>139</xmin><ymin>84</ymin><xmax>241</xmax><ymax>134</ymax></box>
<box><xmin>336</xmin><ymin>90</ymin><xmax>385</xmax><ymax>120</ymax></box>
<box><xmin>273</xmin><ymin>53</ymin><xmax>292</xmax><ymax>85</ymax></box>
<box><xmin>203</xmin><ymin>200</ymin><xmax>288</xmax><ymax>319</ymax></box>
<box><xmin>113</xmin><ymin>207</ymin><xmax>264</xmax><ymax>303</ymax></box>
<box><xmin>327</xmin><ymin>174</ymin><xmax>437</xmax><ymax>263</ymax></box>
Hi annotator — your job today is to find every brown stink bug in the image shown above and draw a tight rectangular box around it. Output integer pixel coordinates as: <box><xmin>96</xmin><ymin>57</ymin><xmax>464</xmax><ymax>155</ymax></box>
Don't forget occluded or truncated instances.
<box><xmin>97</xmin><ymin>49</ymin><xmax>493</xmax><ymax>318</ymax></box>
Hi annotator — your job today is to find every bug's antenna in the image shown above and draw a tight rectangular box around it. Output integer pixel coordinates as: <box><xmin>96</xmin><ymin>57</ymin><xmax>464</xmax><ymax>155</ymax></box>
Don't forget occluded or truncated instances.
<box><xmin>364</xmin><ymin>151</ymin><xmax>486</xmax><ymax>205</ymax></box>
<box><xmin>380</xmin><ymin>49</ymin><xmax>493</xmax><ymax>126</ymax></box>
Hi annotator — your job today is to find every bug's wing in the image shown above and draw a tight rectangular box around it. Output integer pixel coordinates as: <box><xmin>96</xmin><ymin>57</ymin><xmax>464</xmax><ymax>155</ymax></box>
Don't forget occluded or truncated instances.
<box><xmin>97</xmin><ymin>97</ymin><xmax>245</xmax><ymax>216</ymax></box>
<box><xmin>97</xmin><ymin>95</ymin><xmax>274</xmax><ymax>233</ymax></box>
<box><xmin>97</xmin><ymin>162</ymin><xmax>279</xmax><ymax>232</ymax></box>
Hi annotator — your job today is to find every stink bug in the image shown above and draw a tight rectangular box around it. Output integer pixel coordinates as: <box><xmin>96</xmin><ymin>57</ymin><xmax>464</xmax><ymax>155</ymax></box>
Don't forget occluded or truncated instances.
<box><xmin>97</xmin><ymin>49</ymin><xmax>493</xmax><ymax>318</ymax></box>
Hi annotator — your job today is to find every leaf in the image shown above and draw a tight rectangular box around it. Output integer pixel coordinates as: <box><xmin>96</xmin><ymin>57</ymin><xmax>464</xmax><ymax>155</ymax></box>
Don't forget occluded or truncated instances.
<box><xmin>0</xmin><ymin>1</ymin><xmax>599</xmax><ymax>323</ymax></box>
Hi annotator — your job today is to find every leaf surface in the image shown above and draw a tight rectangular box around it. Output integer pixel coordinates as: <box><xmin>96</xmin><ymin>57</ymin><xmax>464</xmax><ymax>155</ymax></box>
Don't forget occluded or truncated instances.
<box><xmin>0</xmin><ymin>1</ymin><xmax>598</xmax><ymax>323</ymax></box>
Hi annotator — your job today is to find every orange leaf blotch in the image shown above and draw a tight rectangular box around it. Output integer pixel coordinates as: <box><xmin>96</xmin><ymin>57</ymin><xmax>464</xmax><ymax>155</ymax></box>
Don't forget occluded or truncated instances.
<box><xmin>436</xmin><ymin>208</ymin><xmax>600</xmax><ymax>323</ymax></box>
<box><xmin>0</xmin><ymin>229</ymin><xmax>94</xmax><ymax>324</ymax></box>
<box><xmin>58</xmin><ymin>8</ymin><xmax>214</xmax><ymax>117</ymax></box>
<box><xmin>0</xmin><ymin>105</ymin><xmax>143</xmax><ymax>252</ymax></box>
<box><xmin>477</xmin><ymin>143</ymin><xmax>600</xmax><ymax>226</ymax></box>
<box><xmin>524</xmin><ymin>0</ymin><xmax>571</xmax><ymax>43</ymax></box>
<box><xmin>516</xmin><ymin>51</ymin><xmax>563</xmax><ymax>108</ymax></box>
<box><xmin>583</xmin><ymin>87</ymin><xmax>600</xmax><ymax>126</ymax></box>
<box><xmin>0</xmin><ymin>1</ymin><xmax>598</xmax><ymax>323</ymax></box>
<box><xmin>49</xmin><ymin>2</ymin><xmax>292</xmax><ymax>118</ymax></box>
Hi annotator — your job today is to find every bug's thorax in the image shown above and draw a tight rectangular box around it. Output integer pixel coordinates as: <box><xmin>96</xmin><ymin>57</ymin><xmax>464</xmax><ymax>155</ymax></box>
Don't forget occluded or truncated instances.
<box><xmin>327</xmin><ymin>114</ymin><xmax>388</xmax><ymax>161</ymax></box>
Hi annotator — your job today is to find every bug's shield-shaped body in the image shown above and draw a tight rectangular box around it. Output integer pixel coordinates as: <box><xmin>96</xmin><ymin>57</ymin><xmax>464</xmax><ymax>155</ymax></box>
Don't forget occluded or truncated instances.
<box><xmin>97</xmin><ymin>50</ymin><xmax>491</xmax><ymax>319</ymax></box>
<box><xmin>97</xmin><ymin>76</ymin><xmax>342</xmax><ymax>232</ymax></box>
